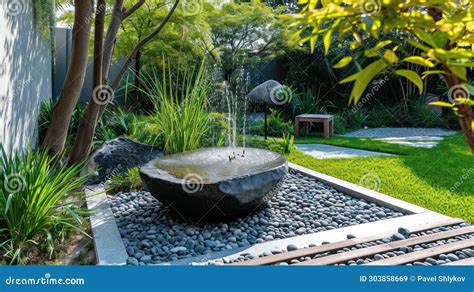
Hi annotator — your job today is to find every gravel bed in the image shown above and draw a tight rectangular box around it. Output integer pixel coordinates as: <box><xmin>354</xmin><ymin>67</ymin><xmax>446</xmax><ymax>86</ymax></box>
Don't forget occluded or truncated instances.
<box><xmin>211</xmin><ymin>223</ymin><xmax>471</xmax><ymax>265</ymax></box>
<box><xmin>344</xmin><ymin>128</ymin><xmax>456</xmax><ymax>139</ymax></box>
<box><xmin>109</xmin><ymin>170</ymin><xmax>404</xmax><ymax>265</ymax></box>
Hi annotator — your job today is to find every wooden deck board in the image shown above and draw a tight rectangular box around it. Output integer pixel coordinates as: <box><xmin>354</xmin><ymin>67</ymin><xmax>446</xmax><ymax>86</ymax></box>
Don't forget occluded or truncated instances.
<box><xmin>364</xmin><ymin>239</ymin><xmax>474</xmax><ymax>266</ymax></box>
<box><xmin>294</xmin><ymin>227</ymin><xmax>473</xmax><ymax>266</ymax></box>
<box><xmin>230</xmin><ymin>218</ymin><xmax>465</xmax><ymax>266</ymax></box>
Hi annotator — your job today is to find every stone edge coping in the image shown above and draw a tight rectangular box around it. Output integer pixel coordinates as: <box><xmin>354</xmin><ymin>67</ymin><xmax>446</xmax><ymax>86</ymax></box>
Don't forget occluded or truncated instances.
<box><xmin>87</xmin><ymin>163</ymin><xmax>441</xmax><ymax>266</ymax></box>
<box><xmin>85</xmin><ymin>185</ymin><xmax>128</xmax><ymax>266</ymax></box>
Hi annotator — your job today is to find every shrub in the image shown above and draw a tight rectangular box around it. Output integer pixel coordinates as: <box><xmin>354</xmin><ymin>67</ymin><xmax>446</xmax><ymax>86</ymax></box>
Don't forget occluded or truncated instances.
<box><xmin>108</xmin><ymin>168</ymin><xmax>142</xmax><ymax>194</ymax></box>
<box><xmin>248</xmin><ymin>109</ymin><xmax>294</xmax><ymax>137</ymax></box>
<box><xmin>0</xmin><ymin>146</ymin><xmax>90</xmax><ymax>264</ymax></box>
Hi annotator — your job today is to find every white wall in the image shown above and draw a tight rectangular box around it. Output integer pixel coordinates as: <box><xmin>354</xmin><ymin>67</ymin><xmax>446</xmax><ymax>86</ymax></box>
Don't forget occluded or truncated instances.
<box><xmin>0</xmin><ymin>0</ymin><xmax>52</xmax><ymax>153</ymax></box>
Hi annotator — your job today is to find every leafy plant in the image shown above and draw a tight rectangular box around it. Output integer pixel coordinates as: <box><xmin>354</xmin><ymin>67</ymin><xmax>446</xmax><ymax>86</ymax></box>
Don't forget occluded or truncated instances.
<box><xmin>139</xmin><ymin>60</ymin><xmax>211</xmax><ymax>154</ymax></box>
<box><xmin>290</xmin><ymin>0</ymin><xmax>474</xmax><ymax>152</ymax></box>
<box><xmin>108</xmin><ymin>168</ymin><xmax>143</xmax><ymax>194</ymax></box>
<box><xmin>0</xmin><ymin>146</ymin><xmax>90</xmax><ymax>264</ymax></box>
<box><xmin>248</xmin><ymin>109</ymin><xmax>294</xmax><ymax>137</ymax></box>
<box><xmin>291</xmin><ymin>86</ymin><xmax>334</xmax><ymax>115</ymax></box>
<box><xmin>282</xmin><ymin>133</ymin><xmax>294</xmax><ymax>154</ymax></box>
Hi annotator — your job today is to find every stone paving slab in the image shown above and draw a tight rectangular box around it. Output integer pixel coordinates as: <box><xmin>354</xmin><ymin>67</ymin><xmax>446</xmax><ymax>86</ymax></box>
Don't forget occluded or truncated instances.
<box><xmin>344</xmin><ymin>128</ymin><xmax>457</xmax><ymax>138</ymax></box>
<box><xmin>295</xmin><ymin>144</ymin><xmax>395</xmax><ymax>159</ymax></box>
<box><xmin>344</xmin><ymin>128</ymin><xmax>457</xmax><ymax>149</ymax></box>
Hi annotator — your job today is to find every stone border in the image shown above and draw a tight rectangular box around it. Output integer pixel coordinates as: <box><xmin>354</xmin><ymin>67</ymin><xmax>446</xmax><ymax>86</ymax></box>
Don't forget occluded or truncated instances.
<box><xmin>87</xmin><ymin>163</ymin><xmax>448</xmax><ymax>265</ymax></box>
<box><xmin>85</xmin><ymin>185</ymin><xmax>128</xmax><ymax>265</ymax></box>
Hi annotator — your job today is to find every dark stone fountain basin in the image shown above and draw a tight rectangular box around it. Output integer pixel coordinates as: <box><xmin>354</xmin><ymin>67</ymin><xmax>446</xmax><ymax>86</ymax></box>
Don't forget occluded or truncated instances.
<box><xmin>140</xmin><ymin>147</ymin><xmax>288</xmax><ymax>219</ymax></box>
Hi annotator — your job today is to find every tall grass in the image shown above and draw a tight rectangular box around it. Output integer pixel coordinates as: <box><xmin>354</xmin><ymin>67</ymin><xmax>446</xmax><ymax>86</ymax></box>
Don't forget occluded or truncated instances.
<box><xmin>0</xmin><ymin>146</ymin><xmax>90</xmax><ymax>264</ymax></box>
<box><xmin>138</xmin><ymin>61</ymin><xmax>211</xmax><ymax>154</ymax></box>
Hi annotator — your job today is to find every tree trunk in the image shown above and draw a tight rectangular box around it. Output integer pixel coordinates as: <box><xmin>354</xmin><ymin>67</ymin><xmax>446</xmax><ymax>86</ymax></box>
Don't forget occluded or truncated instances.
<box><xmin>446</xmin><ymin>74</ymin><xmax>474</xmax><ymax>154</ymax></box>
<box><xmin>133</xmin><ymin>49</ymin><xmax>142</xmax><ymax>108</ymax></box>
<box><xmin>68</xmin><ymin>0</ymin><xmax>107</xmax><ymax>164</ymax></box>
<box><xmin>67</xmin><ymin>0</ymin><xmax>179</xmax><ymax>163</ymax></box>
<box><xmin>41</xmin><ymin>0</ymin><xmax>92</xmax><ymax>154</ymax></box>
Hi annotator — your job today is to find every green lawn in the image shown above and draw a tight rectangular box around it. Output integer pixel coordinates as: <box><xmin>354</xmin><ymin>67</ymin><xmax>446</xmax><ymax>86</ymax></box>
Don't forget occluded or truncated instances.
<box><xmin>287</xmin><ymin>133</ymin><xmax>474</xmax><ymax>223</ymax></box>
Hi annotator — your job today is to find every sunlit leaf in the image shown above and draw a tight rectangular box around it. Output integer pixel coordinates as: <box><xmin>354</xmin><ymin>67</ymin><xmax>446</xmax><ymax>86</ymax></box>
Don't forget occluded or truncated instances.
<box><xmin>402</xmin><ymin>56</ymin><xmax>435</xmax><ymax>67</ymax></box>
<box><xmin>333</xmin><ymin>56</ymin><xmax>353</xmax><ymax>69</ymax></box>
<box><xmin>395</xmin><ymin>70</ymin><xmax>423</xmax><ymax>93</ymax></box>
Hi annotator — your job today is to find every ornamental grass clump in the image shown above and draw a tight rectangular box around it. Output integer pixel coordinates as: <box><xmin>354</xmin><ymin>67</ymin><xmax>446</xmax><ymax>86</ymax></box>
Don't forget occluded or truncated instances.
<box><xmin>139</xmin><ymin>61</ymin><xmax>211</xmax><ymax>154</ymax></box>
<box><xmin>0</xmin><ymin>146</ymin><xmax>90</xmax><ymax>264</ymax></box>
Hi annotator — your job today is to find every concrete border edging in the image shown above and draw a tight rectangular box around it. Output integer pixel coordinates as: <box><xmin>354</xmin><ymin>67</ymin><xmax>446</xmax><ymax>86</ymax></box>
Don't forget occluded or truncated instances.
<box><xmin>85</xmin><ymin>185</ymin><xmax>128</xmax><ymax>265</ymax></box>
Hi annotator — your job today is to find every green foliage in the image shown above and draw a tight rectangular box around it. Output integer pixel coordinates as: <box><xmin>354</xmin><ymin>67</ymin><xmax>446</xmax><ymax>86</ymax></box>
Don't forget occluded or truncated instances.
<box><xmin>129</xmin><ymin>115</ymin><xmax>164</xmax><ymax>147</ymax></box>
<box><xmin>38</xmin><ymin>100</ymin><xmax>84</xmax><ymax>148</ymax></box>
<box><xmin>282</xmin><ymin>133</ymin><xmax>294</xmax><ymax>154</ymax></box>
<box><xmin>290</xmin><ymin>86</ymin><xmax>335</xmax><ymax>116</ymax></box>
<box><xmin>290</xmin><ymin>0</ymin><xmax>474</xmax><ymax>108</ymax></box>
<box><xmin>248</xmin><ymin>109</ymin><xmax>294</xmax><ymax>137</ymax></box>
<box><xmin>204</xmin><ymin>0</ymin><xmax>288</xmax><ymax>83</ymax></box>
<box><xmin>32</xmin><ymin>0</ymin><xmax>55</xmax><ymax>38</ymax></box>
<box><xmin>246</xmin><ymin>136</ymin><xmax>295</xmax><ymax>156</ymax></box>
<box><xmin>0</xmin><ymin>146</ymin><xmax>90</xmax><ymax>264</ymax></box>
<box><xmin>207</xmin><ymin>112</ymin><xmax>230</xmax><ymax>148</ymax></box>
<box><xmin>114</xmin><ymin>0</ymin><xmax>205</xmax><ymax>72</ymax></box>
<box><xmin>108</xmin><ymin>168</ymin><xmax>142</xmax><ymax>194</ymax></box>
<box><xmin>139</xmin><ymin>61</ymin><xmax>211</xmax><ymax>154</ymax></box>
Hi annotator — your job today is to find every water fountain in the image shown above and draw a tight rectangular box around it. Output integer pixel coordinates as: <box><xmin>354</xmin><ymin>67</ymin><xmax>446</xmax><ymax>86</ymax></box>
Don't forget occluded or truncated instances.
<box><xmin>140</xmin><ymin>147</ymin><xmax>287</xmax><ymax>219</ymax></box>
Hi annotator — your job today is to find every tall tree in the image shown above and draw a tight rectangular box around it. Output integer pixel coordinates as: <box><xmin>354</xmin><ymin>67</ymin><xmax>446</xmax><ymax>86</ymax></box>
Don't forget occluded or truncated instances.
<box><xmin>68</xmin><ymin>0</ymin><xmax>181</xmax><ymax>164</ymax></box>
<box><xmin>41</xmin><ymin>0</ymin><xmax>93</xmax><ymax>154</ymax></box>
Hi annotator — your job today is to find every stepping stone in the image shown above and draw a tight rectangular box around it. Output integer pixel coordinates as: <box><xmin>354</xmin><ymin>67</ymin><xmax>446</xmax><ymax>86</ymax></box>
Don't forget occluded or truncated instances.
<box><xmin>295</xmin><ymin>144</ymin><xmax>395</xmax><ymax>159</ymax></box>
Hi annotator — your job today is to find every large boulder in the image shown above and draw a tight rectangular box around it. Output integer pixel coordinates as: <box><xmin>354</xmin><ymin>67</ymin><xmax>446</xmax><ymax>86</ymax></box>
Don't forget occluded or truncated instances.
<box><xmin>85</xmin><ymin>137</ymin><xmax>164</xmax><ymax>185</ymax></box>
<box><xmin>140</xmin><ymin>147</ymin><xmax>288</xmax><ymax>220</ymax></box>
<box><xmin>247</xmin><ymin>80</ymin><xmax>283</xmax><ymax>105</ymax></box>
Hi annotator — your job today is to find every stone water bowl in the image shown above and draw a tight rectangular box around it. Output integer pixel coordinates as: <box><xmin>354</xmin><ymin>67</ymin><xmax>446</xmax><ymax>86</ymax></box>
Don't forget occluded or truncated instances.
<box><xmin>140</xmin><ymin>147</ymin><xmax>288</xmax><ymax>219</ymax></box>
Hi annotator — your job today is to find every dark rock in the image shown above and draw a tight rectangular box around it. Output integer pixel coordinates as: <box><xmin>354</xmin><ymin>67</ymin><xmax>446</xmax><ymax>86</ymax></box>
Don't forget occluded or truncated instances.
<box><xmin>398</xmin><ymin>227</ymin><xmax>411</xmax><ymax>237</ymax></box>
<box><xmin>141</xmin><ymin>147</ymin><xmax>288</xmax><ymax>219</ymax></box>
<box><xmin>86</xmin><ymin>137</ymin><xmax>164</xmax><ymax>184</ymax></box>
<box><xmin>247</xmin><ymin>80</ymin><xmax>284</xmax><ymax>105</ymax></box>
<box><xmin>287</xmin><ymin>244</ymin><xmax>298</xmax><ymax>251</ymax></box>
<box><xmin>347</xmin><ymin>234</ymin><xmax>356</xmax><ymax>239</ymax></box>
<box><xmin>127</xmin><ymin>257</ymin><xmax>139</xmax><ymax>266</ymax></box>
<box><xmin>391</xmin><ymin>233</ymin><xmax>406</xmax><ymax>241</ymax></box>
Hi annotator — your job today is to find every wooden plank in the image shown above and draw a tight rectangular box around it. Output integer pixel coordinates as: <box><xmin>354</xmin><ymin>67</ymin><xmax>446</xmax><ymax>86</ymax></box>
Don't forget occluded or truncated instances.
<box><xmin>231</xmin><ymin>219</ymin><xmax>468</xmax><ymax>266</ymax></box>
<box><xmin>364</xmin><ymin>239</ymin><xmax>474</xmax><ymax>266</ymax></box>
<box><xmin>294</xmin><ymin>227</ymin><xmax>474</xmax><ymax>266</ymax></box>
<box><xmin>442</xmin><ymin>257</ymin><xmax>474</xmax><ymax>266</ymax></box>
